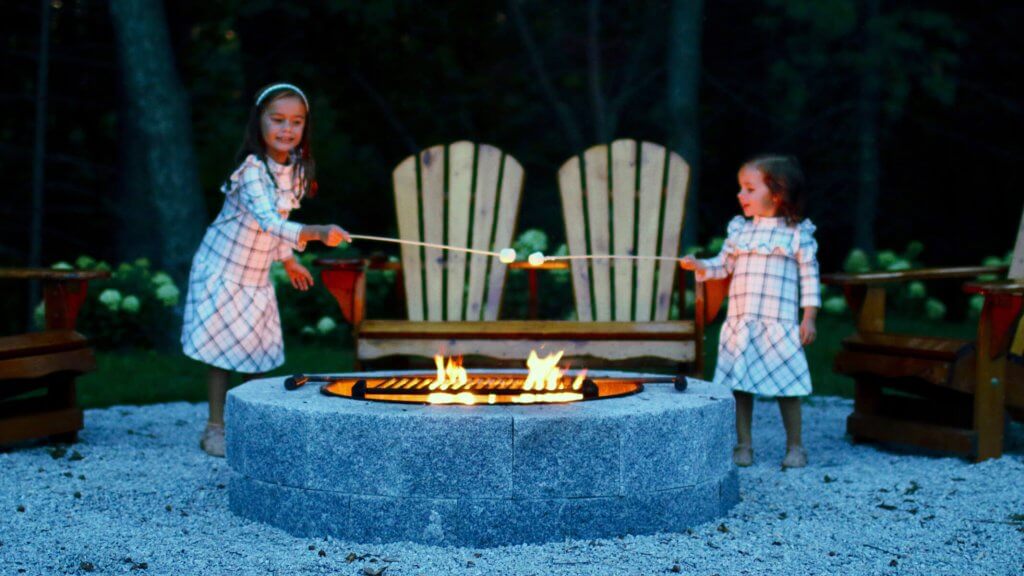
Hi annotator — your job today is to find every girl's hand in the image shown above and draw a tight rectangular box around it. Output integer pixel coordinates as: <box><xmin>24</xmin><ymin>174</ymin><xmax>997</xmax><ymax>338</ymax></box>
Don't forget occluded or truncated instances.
<box><xmin>283</xmin><ymin>258</ymin><xmax>314</xmax><ymax>291</ymax></box>
<box><xmin>800</xmin><ymin>315</ymin><xmax>817</xmax><ymax>346</ymax></box>
<box><xmin>679</xmin><ymin>255</ymin><xmax>704</xmax><ymax>272</ymax></box>
<box><xmin>321</xmin><ymin>225</ymin><xmax>351</xmax><ymax>247</ymax></box>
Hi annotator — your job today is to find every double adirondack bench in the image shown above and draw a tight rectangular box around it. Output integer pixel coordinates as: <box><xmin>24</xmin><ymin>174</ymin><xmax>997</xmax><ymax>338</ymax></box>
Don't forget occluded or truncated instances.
<box><xmin>0</xmin><ymin>268</ymin><xmax>107</xmax><ymax>445</ymax></box>
<box><xmin>320</xmin><ymin>139</ymin><xmax>715</xmax><ymax>373</ymax></box>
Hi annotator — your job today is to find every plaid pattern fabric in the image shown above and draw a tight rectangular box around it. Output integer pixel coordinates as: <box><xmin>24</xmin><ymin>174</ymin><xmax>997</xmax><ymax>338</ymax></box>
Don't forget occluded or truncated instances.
<box><xmin>180</xmin><ymin>155</ymin><xmax>306</xmax><ymax>372</ymax></box>
<box><xmin>698</xmin><ymin>216</ymin><xmax>820</xmax><ymax>397</ymax></box>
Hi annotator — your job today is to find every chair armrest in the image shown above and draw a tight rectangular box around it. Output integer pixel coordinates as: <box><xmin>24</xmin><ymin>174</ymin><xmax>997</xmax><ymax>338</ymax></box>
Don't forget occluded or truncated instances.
<box><xmin>0</xmin><ymin>268</ymin><xmax>110</xmax><ymax>330</ymax></box>
<box><xmin>314</xmin><ymin>259</ymin><xmax>368</xmax><ymax>326</ymax></box>
<box><xmin>822</xmin><ymin>265</ymin><xmax>1008</xmax><ymax>286</ymax></box>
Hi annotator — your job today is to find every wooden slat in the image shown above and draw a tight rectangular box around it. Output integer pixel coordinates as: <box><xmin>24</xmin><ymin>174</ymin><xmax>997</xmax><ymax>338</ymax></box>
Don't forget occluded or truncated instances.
<box><xmin>584</xmin><ymin>145</ymin><xmax>612</xmax><ymax>320</ymax></box>
<box><xmin>359</xmin><ymin>338</ymin><xmax>695</xmax><ymax>363</ymax></box>
<box><xmin>0</xmin><ymin>347</ymin><xmax>95</xmax><ymax>382</ymax></box>
<box><xmin>420</xmin><ymin>145</ymin><xmax>446</xmax><ymax>321</ymax></box>
<box><xmin>0</xmin><ymin>269</ymin><xmax>108</xmax><ymax>281</ymax></box>
<box><xmin>834</xmin><ymin>350</ymin><xmax>952</xmax><ymax>388</ymax></box>
<box><xmin>0</xmin><ymin>330</ymin><xmax>88</xmax><ymax>361</ymax></box>
<box><xmin>841</xmin><ymin>332</ymin><xmax>971</xmax><ymax>362</ymax></box>
<box><xmin>466</xmin><ymin>145</ymin><xmax>503</xmax><ymax>321</ymax></box>
<box><xmin>446</xmin><ymin>141</ymin><xmax>475</xmax><ymax>320</ymax></box>
<box><xmin>360</xmin><ymin>319</ymin><xmax>695</xmax><ymax>339</ymax></box>
<box><xmin>1011</xmin><ymin>206</ymin><xmax>1024</xmax><ymax>280</ymax></box>
<box><xmin>847</xmin><ymin>412</ymin><xmax>975</xmax><ymax>456</ymax></box>
<box><xmin>484</xmin><ymin>154</ymin><xmax>525</xmax><ymax>321</ymax></box>
<box><xmin>0</xmin><ymin>403</ymin><xmax>82</xmax><ymax>445</ymax></box>
<box><xmin>393</xmin><ymin>155</ymin><xmax>424</xmax><ymax>321</ymax></box>
<box><xmin>559</xmin><ymin>156</ymin><xmax>593</xmax><ymax>320</ymax></box>
<box><xmin>611</xmin><ymin>139</ymin><xmax>637</xmax><ymax>321</ymax></box>
<box><xmin>654</xmin><ymin>149</ymin><xmax>690</xmax><ymax>320</ymax></box>
<box><xmin>635</xmin><ymin>142</ymin><xmax>666</xmax><ymax>321</ymax></box>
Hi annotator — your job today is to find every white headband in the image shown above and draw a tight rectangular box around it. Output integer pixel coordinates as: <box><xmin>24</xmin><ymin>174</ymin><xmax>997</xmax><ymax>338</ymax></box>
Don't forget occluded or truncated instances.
<box><xmin>255</xmin><ymin>83</ymin><xmax>309</xmax><ymax>109</ymax></box>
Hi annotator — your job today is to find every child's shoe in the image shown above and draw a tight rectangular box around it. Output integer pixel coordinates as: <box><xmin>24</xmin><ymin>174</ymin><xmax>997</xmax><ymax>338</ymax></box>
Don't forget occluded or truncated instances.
<box><xmin>200</xmin><ymin>422</ymin><xmax>226</xmax><ymax>457</ymax></box>
<box><xmin>732</xmin><ymin>444</ymin><xmax>753</xmax><ymax>467</ymax></box>
<box><xmin>781</xmin><ymin>445</ymin><xmax>807</xmax><ymax>469</ymax></box>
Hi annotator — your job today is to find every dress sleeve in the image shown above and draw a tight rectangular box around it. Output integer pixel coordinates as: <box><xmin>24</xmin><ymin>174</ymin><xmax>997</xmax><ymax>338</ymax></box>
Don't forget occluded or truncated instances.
<box><xmin>796</xmin><ymin>219</ymin><xmax>821</xmax><ymax>308</ymax></box>
<box><xmin>696</xmin><ymin>216</ymin><xmax>744</xmax><ymax>280</ymax></box>
<box><xmin>232</xmin><ymin>156</ymin><xmax>305</xmax><ymax>250</ymax></box>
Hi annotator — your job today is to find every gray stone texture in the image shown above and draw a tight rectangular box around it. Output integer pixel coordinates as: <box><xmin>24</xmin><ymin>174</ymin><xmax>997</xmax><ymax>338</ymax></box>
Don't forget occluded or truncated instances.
<box><xmin>227</xmin><ymin>371</ymin><xmax>738</xmax><ymax>546</ymax></box>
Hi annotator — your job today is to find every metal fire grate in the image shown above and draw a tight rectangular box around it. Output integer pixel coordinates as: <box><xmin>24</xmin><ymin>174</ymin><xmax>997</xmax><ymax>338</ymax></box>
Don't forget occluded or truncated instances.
<box><xmin>285</xmin><ymin>373</ymin><xmax>687</xmax><ymax>405</ymax></box>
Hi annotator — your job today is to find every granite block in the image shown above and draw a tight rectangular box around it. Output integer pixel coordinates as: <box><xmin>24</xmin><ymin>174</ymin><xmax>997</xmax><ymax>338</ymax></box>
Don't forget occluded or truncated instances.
<box><xmin>306</xmin><ymin>411</ymin><xmax>514</xmax><ymax>498</ymax></box>
<box><xmin>512</xmin><ymin>414</ymin><xmax>622</xmax><ymax>498</ymax></box>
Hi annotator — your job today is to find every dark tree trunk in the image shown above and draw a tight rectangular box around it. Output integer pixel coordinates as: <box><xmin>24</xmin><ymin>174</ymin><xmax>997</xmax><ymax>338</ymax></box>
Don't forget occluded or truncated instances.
<box><xmin>855</xmin><ymin>0</ymin><xmax>882</xmax><ymax>253</ymax></box>
<box><xmin>109</xmin><ymin>0</ymin><xmax>206</xmax><ymax>284</ymax></box>
<box><xmin>667</xmin><ymin>0</ymin><xmax>703</xmax><ymax>249</ymax></box>
<box><xmin>28</xmin><ymin>0</ymin><xmax>50</xmax><ymax>329</ymax></box>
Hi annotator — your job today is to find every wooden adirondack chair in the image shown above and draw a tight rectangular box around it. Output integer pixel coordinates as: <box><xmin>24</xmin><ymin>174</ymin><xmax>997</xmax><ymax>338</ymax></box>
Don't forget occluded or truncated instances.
<box><xmin>1</xmin><ymin>268</ymin><xmax>108</xmax><ymax>446</ymax></box>
<box><xmin>822</xmin><ymin>207</ymin><xmax>1024</xmax><ymax>461</ymax></box>
<box><xmin>544</xmin><ymin>139</ymin><xmax>710</xmax><ymax>372</ymax></box>
<box><xmin>318</xmin><ymin>141</ymin><xmax>526</xmax><ymax>366</ymax></box>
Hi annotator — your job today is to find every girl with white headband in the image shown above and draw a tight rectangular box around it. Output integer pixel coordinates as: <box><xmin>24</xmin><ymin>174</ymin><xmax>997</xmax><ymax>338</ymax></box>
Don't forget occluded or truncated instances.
<box><xmin>181</xmin><ymin>83</ymin><xmax>350</xmax><ymax>456</ymax></box>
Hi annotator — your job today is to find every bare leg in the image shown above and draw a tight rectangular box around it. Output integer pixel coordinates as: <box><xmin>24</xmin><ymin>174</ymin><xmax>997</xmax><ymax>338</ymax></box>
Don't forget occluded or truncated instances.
<box><xmin>734</xmin><ymin>391</ymin><xmax>754</xmax><ymax>447</ymax></box>
<box><xmin>778</xmin><ymin>397</ymin><xmax>807</xmax><ymax>468</ymax></box>
<box><xmin>207</xmin><ymin>367</ymin><xmax>230</xmax><ymax>426</ymax></box>
<box><xmin>733</xmin><ymin>391</ymin><xmax>754</xmax><ymax>466</ymax></box>
<box><xmin>777</xmin><ymin>397</ymin><xmax>802</xmax><ymax>448</ymax></box>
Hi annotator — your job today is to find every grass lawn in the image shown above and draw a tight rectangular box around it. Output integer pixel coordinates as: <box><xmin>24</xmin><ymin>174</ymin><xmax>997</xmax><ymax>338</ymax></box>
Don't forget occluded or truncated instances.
<box><xmin>78</xmin><ymin>338</ymin><xmax>354</xmax><ymax>409</ymax></box>
<box><xmin>78</xmin><ymin>314</ymin><xmax>978</xmax><ymax>408</ymax></box>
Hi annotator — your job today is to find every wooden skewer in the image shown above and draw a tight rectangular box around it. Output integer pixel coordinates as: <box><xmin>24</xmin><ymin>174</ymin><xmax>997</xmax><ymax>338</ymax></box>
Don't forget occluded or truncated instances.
<box><xmin>543</xmin><ymin>254</ymin><xmax>684</xmax><ymax>263</ymax></box>
<box><xmin>349</xmin><ymin>234</ymin><xmax>507</xmax><ymax>259</ymax></box>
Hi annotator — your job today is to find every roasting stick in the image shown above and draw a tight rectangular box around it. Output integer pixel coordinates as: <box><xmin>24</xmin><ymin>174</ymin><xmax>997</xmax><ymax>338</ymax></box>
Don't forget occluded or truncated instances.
<box><xmin>526</xmin><ymin>251</ymin><xmax>683</xmax><ymax>266</ymax></box>
<box><xmin>349</xmin><ymin>234</ymin><xmax>517</xmax><ymax>263</ymax></box>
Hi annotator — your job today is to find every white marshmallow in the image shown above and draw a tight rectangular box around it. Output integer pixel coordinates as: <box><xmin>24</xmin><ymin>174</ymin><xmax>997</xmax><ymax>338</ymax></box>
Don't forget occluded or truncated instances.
<box><xmin>498</xmin><ymin>248</ymin><xmax>516</xmax><ymax>264</ymax></box>
<box><xmin>528</xmin><ymin>252</ymin><xmax>546</xmax><ymax>267</ymax></box>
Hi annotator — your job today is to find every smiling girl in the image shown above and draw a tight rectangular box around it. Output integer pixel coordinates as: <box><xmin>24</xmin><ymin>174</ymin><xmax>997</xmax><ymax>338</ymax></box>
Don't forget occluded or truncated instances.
<box><xmin>181</xmin><ymin>83</ymin><xmax>350</xmax><ymax>456</ymax></box>
<box><xmin>680</xmin><ymin>155</ymin><xmax>820</xmax><ymax>469</ymax></box>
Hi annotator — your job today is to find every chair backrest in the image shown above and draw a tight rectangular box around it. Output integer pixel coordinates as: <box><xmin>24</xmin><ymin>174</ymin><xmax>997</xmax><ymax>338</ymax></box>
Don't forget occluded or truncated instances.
<box><xmin>393</xmin><ymin>141</ymin><xmax>525</xmax><ymax>321</ymax></box>
<box><xmin>1011</xmin><ymin>204</ymin><xmax>1024</xmax><ymax>281</ymax></box>
<box><xmin>557</xmin><ymin>139</ymin><xmax>691</xmax><ymax>322</ymax></box>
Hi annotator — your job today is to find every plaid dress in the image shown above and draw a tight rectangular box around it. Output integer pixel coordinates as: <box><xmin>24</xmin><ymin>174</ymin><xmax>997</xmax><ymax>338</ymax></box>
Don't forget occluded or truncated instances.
<box><xmin>181</xmin><ymin>154</ymin><xmax>306</xmax><ymax>373</ymax></box>
<box><xmin>698</xmin><ymin>216</ymin><xmax>821</xmax><ymax>397</ymax></box>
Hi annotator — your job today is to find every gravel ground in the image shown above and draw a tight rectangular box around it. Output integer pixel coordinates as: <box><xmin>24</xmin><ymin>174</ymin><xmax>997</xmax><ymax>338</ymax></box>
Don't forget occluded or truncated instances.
<box><xmin>1</xmin><ymin>396</ymin><xmax>1023</xmax><ymax>576</ymax></box>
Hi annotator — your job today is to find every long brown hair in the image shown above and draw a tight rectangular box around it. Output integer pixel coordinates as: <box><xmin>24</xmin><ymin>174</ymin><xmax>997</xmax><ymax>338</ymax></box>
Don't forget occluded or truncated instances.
<box><xmin>234</xmin><ymin>84</ymin><xmax>317</xmax><ymax>198</ymax></box>
<box><xmin>742</xmin><ymin>154</ymin><xmax>804</xmax><ymax>226</ymax></box>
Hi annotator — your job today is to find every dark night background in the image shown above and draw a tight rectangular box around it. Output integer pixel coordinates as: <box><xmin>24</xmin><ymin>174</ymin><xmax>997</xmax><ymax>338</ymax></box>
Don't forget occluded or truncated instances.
<box><xmin>2</xmin><ymin>0</ymin><xmax>1022</xmax><ymax>333</ymax></box>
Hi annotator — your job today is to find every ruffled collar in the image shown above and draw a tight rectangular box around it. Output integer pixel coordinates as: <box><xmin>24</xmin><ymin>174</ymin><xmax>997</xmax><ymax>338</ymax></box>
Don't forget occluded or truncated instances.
<box><xmin>266</xmin><ymin>155</ymin><xmax>294</xmax><ymax>175</ymax></box>
<box><xmin>752</xmin><ymin>216</ymin><xmax>785</xmax><ymax>228</ymax></box>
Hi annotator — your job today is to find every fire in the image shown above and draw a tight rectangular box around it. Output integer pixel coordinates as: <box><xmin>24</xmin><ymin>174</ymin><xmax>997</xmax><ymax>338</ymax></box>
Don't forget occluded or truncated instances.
<box><xmin>425</xmin><ymin>350</ymin><xmax>586</xmax><ymax>405</ymax></box>
<box><xmin>429</xmin><ymin>355</ymin><xmax>468</xmax><ymax>391</ymax></box>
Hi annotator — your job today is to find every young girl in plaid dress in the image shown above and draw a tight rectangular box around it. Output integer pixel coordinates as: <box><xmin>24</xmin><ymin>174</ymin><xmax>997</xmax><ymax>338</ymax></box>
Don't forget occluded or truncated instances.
<box><xmin>681</xmin><ymin>155</ymin><xmax>819</xmax><ymax>468</ymax></box>
<box><xmin>181</xmin><ymin>83</ymin><xmax>349</xmax><ymax>456</ymax></box>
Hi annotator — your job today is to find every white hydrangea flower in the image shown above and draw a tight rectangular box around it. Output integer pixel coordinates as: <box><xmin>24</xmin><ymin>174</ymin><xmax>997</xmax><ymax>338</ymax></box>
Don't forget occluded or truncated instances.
<box><xmin>51</xmin><ymin>261</ymin><xmax>73</xmax><ymax>270</ymax></box>
<box><xmin>98</xmin><ymin>289</ymin><xmax>123</xmax><ymax>311</ymax></box>
<box><xmin>316</xmin><ymin>316</ymin><xmax>337</xmax><ymax>335</ymax></box>
<box><xmin>121</xmin><ymin>295</ymin><xmax>141</xmax><ymax>314</ymax></box>
<box><xmin>301</xmin><ymin>326</ymin><xmax>316</xmax><ymax>335</ymax></box>
<box><xmin>75</xmin><ymin>255</ymin><xmax>96</xmax><ymax>269</ymax></box>
<box><xmin>155</xmin><ymin>283</ymin><xmax>180</xmax><ymax>307</ymax></box>
<box><xmin>151</xmin><ymin>272</ymin><xmax>174</xmax><ymax>287</ymax></box>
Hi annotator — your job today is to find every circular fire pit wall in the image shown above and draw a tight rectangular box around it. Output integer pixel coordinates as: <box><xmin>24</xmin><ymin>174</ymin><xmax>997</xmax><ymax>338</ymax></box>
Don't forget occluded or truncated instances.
<box><xmin>226</xmin><ymin>370</ymin><xmax>738</xmax><ymax>547</ymax></box>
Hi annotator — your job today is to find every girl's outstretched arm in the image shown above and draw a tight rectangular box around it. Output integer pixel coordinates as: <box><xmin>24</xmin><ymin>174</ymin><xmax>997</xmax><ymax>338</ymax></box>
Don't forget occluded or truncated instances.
<box><xmin>236</xmin><ymin>164</ymin><xmax>305</xmax><ymax>248</ymax></box>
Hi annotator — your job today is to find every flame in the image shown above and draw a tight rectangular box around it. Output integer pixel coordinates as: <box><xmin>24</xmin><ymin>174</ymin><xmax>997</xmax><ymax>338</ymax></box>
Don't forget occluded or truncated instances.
<box><xmin>425</xmin><ymin>350</ymin><xmax>588</xmax><ymax>405</ymax></box>
<box><xmin>429</xmin><ymin>355</ymin><xmax>468</xmax><ymax>391</ymax></box>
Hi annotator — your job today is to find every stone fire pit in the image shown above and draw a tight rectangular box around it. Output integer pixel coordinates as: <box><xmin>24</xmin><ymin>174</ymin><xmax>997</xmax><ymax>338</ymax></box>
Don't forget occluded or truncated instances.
<box><xmin>226</xmin><ymin>370</ymin><xmax>738</xmax><ymax>547</ymax></box>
